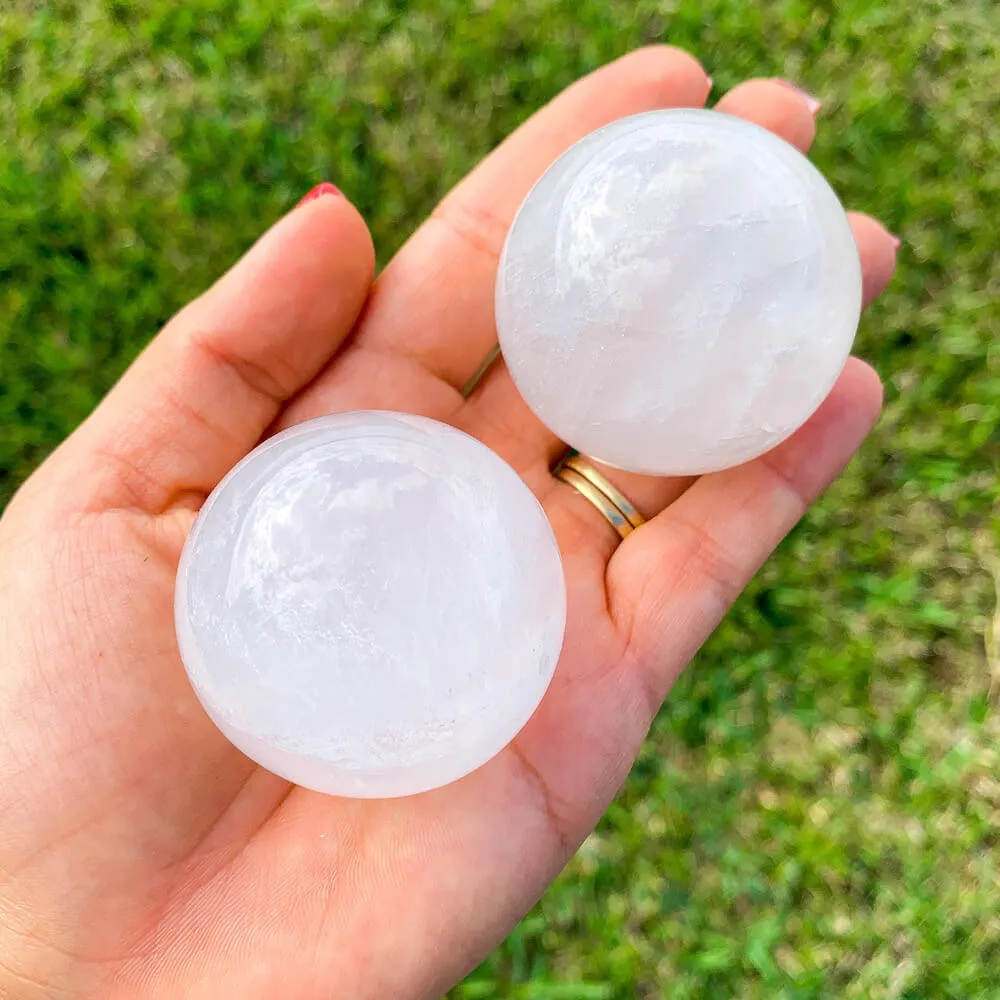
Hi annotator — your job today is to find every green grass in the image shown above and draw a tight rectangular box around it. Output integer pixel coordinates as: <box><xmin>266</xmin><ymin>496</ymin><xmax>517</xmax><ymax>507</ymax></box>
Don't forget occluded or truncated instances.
<box><xmin>1</xmin><ymin>1</ymin><xmax>998</xmax><ymax>996</ymax></box>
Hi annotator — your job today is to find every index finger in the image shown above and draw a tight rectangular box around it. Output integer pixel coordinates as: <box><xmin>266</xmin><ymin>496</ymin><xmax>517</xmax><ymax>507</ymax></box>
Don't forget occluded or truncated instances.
<box><xmin>286</xmin><ymin>46</ymin><xmax>711</xmax><ymax>422</ymax></box>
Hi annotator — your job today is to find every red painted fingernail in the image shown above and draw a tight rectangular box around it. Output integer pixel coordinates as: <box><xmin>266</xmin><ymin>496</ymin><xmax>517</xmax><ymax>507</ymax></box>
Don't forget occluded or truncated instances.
<box><xmin>774</xmin><ymin>79</ymin><xmax>822</xmax><ymax>116</ymax></box>
<box><xmin>298</xmin><ymin>182</ymin><xmax>341</xmax><ymax>207</ymax></box>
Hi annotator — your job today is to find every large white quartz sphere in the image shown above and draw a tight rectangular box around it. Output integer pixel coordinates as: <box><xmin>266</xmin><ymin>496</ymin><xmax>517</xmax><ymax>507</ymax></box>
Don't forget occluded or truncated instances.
<box><xmin>496</xmin><ymin>109</ymin><xmax>863</xmax><ymax>476</ymax></box>
<box><xmin>175</xmin><ymin>412</ymin><xmax>566</xmax><ymax>798</ymax></box>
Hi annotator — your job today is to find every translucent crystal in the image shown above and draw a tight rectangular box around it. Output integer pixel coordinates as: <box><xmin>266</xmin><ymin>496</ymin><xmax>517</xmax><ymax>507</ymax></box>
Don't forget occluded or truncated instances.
<box><xmin>175</xmin><ymin>412</ymin><xmax>567</xmax><ymax>798</ymax></box>
<box><xmin>496</xmin><ymin>109</ymin><xmax>863</xmax><ymax>476</ymax></box>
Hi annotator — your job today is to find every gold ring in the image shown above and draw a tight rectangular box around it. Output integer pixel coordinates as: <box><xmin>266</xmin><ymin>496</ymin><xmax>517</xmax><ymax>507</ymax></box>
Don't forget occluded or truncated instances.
<box><xmin>561</xmin><ymin>454</ymin><xmax>644</xmax><ymax>530</ymax></box>
<box><xmin>554</xmin><ymin>453</ymin><xmax>646</xmax><ymax>540</ymax></box>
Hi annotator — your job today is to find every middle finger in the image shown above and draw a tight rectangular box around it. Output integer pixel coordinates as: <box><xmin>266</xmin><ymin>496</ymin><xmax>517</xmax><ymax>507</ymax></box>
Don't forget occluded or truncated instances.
<box><xmin>458</xmin><ymin>78</ymin><xmax>889</xmax><ymax>510</ymax></box>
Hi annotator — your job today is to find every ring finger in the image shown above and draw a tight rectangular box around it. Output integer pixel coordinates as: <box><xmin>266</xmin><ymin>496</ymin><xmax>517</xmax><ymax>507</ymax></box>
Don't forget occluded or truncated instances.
<box><xmin>458</xmin><ymin>78</ymin><xmax>899</xmax><ymax>539</ymax></box>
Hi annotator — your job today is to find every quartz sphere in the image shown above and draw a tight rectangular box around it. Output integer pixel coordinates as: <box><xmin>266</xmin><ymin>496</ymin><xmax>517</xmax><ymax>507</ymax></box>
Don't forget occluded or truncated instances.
<box><xmin>175</xmin><ymin>412</ymin><xmax>566</xmax><ymax>798</ymax></box>
<box><xmin>496</xmin><ymin>109</ymin><xmax>863</xmax><ymax>476</ymax></box>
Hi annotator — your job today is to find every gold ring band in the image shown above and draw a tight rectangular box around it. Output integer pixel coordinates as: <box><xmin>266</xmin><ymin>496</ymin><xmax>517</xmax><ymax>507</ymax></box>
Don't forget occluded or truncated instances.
<box><xmin>554</xmin><ymin>454</ymin><xmax>645</xmax><ymax>541</ymax></box>
<box><xmin>561</xmin><ymin>454</ymin><xmax>644</xmax><ymax>530</ymax></box>
<box><xmin>555</xmin><ymin>467</ymin><xmax>637</xmax><ymax>538</ymax></box>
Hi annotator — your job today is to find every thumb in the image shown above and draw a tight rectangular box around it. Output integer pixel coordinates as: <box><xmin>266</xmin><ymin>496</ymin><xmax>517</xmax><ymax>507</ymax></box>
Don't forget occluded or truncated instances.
<box><xmin>54</xmin><ymin>185</ymin><xmax>374</xmax><ymax>516</ymax></box>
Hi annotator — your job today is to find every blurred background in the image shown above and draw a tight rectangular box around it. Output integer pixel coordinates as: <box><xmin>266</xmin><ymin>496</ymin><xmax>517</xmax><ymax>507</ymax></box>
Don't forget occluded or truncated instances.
<box><xmin>1</xmin><ymin>1</ymin><xmax>997</xmax><ymax>996</ymax></box>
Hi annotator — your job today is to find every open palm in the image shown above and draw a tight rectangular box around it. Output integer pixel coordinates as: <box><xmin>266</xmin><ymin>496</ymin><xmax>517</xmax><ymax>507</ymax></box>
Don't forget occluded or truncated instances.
<box><xmin>0</xmin><ymin>48</ymin><xmax>897</xmax><ymax>1000</ymax></box>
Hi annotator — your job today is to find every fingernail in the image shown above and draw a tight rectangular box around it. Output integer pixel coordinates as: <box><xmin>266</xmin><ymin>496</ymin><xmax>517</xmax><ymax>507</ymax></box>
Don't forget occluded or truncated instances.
<box><xmin>773</xmin><ymin>79</ymin><xmax>822</xmax><ymax>116</ymax></box>
<box><xmin>298</xmin><ymin>182</ymin><xmax>341</xmax><ymax>207</ymax></box>
<box><xmin>890</xmin><ymin>233</ymin><xmax>902</xmax><ymax>250</ymax></box>
<box><xmin>705</xmin><ymin>75</ymin><xmax>714</xmax><ymax>91</ymax></box>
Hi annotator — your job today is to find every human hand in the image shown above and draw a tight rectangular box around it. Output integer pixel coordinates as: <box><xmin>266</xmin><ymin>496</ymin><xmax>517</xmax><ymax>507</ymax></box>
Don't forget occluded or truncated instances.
<box><xmin>0</xmin><ymin>48</ymin><xmax>897</xmax><ymax>999</ymax></box>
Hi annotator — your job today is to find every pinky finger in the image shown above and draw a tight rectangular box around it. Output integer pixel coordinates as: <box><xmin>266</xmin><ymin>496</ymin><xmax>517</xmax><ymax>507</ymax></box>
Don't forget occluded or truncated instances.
<box><xmin>607</xmin><ymin>357</ymin><xmax>883</xmax><ymax>711</ymax></box>
<box><xmin>849</xmin><ymin>211</ymin><xmax>900</xmax><ymax>308</ymax></box>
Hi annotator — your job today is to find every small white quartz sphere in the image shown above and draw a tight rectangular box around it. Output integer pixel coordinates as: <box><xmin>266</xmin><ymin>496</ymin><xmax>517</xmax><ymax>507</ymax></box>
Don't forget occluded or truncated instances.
<box><xmin>175</xmin><ymin>412</ymin><xmax>566</xmax><ymax>798</ymax></box>
<box><xmin>496</xmin><ymin>109</ymin><xmax>863</xmax><ymax>476</ymax></box>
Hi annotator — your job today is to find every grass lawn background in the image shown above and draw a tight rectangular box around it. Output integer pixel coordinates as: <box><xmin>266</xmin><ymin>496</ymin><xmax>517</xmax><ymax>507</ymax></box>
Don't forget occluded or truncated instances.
<box><xmin>1</xmin><ymin>1</ymin><xmax>997</xmax><ymax>996</ymax></box>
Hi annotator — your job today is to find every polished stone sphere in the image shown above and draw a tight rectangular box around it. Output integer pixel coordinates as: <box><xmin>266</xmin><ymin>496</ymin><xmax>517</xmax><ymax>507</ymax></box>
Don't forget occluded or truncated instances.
<box><xmin>496</xmin><ymin>109</ymin><xmax>863</xmax><ymax>476</ymax></box>
<box><xmin>175</xmin><ymin>412</ymin><xmax>566</xmax><ymax>798</ymax></box>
